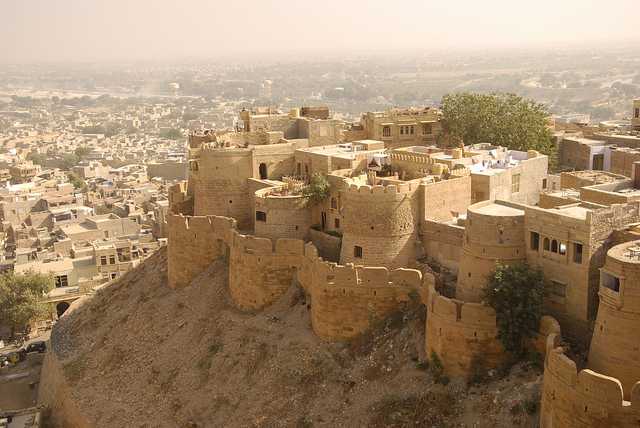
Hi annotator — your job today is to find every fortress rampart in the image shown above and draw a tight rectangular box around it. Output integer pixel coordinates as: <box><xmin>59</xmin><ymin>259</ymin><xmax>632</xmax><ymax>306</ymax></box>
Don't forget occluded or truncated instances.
<box><xmin>541</xmin><ymin>344</ymin><xmax>640</xmax><ymax>428</ymax></box>
<box><xmin>301</xmin><ymin>243</ymin><xmax>423</xmax><ymax>340</ymax></box>
<box><xmin>167</xmin><ymin>213</ymin><xmax>424</xmax><ymax>337</ymax></box>
<box><xmin>426</xmin><ymin>281</ymin><xmax>561</xmax><ymax>378</ymax></box>
<box><xmin>339</xmin><ymin>182</ymin><xmax>420</xmax><ymax>268</ymax></box>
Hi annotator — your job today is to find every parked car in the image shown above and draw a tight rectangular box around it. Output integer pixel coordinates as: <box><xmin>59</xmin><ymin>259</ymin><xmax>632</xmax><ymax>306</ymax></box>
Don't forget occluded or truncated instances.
<box><xmin>24</xmin><ymin>341</ymin><xmax>46</xmax><ymax>354</ymax></box>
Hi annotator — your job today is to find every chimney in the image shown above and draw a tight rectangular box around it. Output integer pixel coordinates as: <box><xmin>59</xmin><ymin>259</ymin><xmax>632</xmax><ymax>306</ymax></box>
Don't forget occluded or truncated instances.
<box><xmin>634</xmin><ymin>161</ymin><xmax>640</xmax><ymax>189</ymax></box>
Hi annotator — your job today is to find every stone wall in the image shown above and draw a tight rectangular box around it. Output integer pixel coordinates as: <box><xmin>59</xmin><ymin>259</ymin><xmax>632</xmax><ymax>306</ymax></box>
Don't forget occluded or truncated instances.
<box><xmin>339</xmin><ymin>182</ymin><xmax>420</xmax><ymax>269</ymax></box>
<box><xmin>167</xmin><ymin>214</ymin><xmax>235</xmax><ymax>289</ymax></box>
<box><xmin>421</xmin><ymin>220</ymin><xmax>464</xmax><ymax>274</ymax></box>
<box><xmin>300</xmin><ymin>244</ymin><xmax>423</xmax><ymax>340</ymax></box>
<box><xmin>422</xmin><ymin>174</ymin><xmax>472</xmax><ymax>221</ymax></box>
<box><xmin>309</xmin><ymin>228</ymin><xmax>342</xmax><ymax>262</ymax></box>
<box><xmin>228</xmin><ymin>234</ymin><xmax>303</xmax><ymax>311</ymax></box>
<box><xmin>254</xmin><ymin>188</ymin><xmax>311</xmax><ymax>241</ymax></box>
<box><xmin>541</xmin><ymin>345</ymin><xmax>640</xmax><ymax>428</ymax></box>
<box><xmin>425</xmin><ymin>283</ymin><xmax>504</xmax><ymax>377</ymax></box>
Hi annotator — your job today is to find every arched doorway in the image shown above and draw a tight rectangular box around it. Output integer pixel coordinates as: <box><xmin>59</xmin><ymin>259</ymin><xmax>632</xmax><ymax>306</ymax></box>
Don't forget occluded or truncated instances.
<box><xmin>259</xmin><ymin>163</ymin><xmax>268</xmax><ymax>180</ymax></box>
<box><xmin>56</xmin><ymin>301</ymin><xmax>70</xmax><ymax>318</ymax></box>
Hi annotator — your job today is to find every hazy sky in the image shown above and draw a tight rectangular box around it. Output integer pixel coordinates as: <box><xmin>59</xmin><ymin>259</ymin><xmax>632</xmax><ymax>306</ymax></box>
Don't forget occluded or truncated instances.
<box><xmin>1</xmin><ymin>0</ymin><xmax>638</xmax><ymax>63</ymax></box>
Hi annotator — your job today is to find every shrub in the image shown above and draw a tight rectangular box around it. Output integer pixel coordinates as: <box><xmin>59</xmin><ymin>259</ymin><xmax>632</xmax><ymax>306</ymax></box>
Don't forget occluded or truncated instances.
<box><xmin>482</xmin><ymin>263</ymin><xmax>545</xmax><ymax>357</ymax></box>
<box><xmin>302</xmin><ymin>173</ymin><xmax>330</xmax><ymax>205</ymax></box>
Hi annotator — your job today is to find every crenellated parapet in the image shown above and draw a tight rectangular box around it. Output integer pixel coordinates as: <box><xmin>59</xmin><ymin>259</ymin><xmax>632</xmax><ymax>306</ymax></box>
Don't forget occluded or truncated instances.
<box><xmin>541</xmin><ymin>343</ymin><xmax>640</xmax><ymax>428</ymax></box>
<box><xmin>301</xmin><ymin>243</ymin><xmax>424</xmax><ymax>339</ymax></box>
<box><xmin>426</xmin><ymin>281</ymin><xmax>561</xmax><ymax>378</ymax></box>
<box><xmin>339</xmin><ymin>181</ymin><xmax>421</xmax><ymax>268</ymax></box>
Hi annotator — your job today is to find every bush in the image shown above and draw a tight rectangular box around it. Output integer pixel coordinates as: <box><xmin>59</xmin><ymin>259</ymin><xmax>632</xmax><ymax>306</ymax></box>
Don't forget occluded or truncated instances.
<box><xmin>482</xmin><ymin>263</ymin><xmax>545</xmax><ymax>357</ymax></box>
<box><xmin>302</xmin><ymin>173</ymin><xmax>330</xmax><ymax>205</ymax></box>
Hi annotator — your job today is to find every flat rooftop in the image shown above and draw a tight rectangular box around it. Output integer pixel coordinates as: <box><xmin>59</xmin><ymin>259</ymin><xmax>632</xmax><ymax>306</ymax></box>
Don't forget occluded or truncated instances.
<box><xmin>474</xmin><ymin>203</ymin><xmax>524</xmax><ymax>217</ymax></box>
<box><xmin>554</xmin><ymin>205</ymin><xmax>591</xmax><ymax>220</ymax></box>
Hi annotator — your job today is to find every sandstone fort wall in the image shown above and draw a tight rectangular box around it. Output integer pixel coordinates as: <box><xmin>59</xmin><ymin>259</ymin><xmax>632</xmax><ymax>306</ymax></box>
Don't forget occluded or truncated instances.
<box><xmin>541</xmin><ymin>345</ymin><xmax>640</xmax><ymax>428</ymax></box>
<box><xmin>339</xmin><ymin>182</ymin><xmax>420</xmax><ymax>268</ymax></box>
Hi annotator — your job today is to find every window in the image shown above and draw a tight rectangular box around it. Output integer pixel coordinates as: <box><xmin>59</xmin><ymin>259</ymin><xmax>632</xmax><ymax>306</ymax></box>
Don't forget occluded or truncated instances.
<box><xmin>559</xmin><ymin>242</ymin><xmax>567</xmax><ymax>255</ymax></box>
<box><xmin>256</xmin><ymin>211</ymin><xmax>267</xmax><ymax>222</ymax></box>
<box><xmin>334</xmin><ymin>218</ymin><xmax>340</xmax><ymax>229</ymax></box>
<box><xmin>511</xmin><ymin>173</ymin><xmax>521</xmax><ymax>193</ymax></box>
<box><xmin>542</xmin><ymin>178</ymin><xmax>547</xmax><ymax>189</ymax></box>
<box><xmin>354</xmin><ymin>246</ymin><xmax>363</xmax><ymax>258</ymax></box>
<box><xmin>409</xmin><ymin>125</ymin><xmax>415</xmax><ymax>135</ymax></box>
<box><xmin>109</xmin><ymin>255</ymin><xmax>116</xmax><ymax>265</ymax></box>
<box><xmin>635</xmin><ymin>108</ymin><xmax>640</xmax><ymax>118</ymax></box>
<box><xmin>551</xmin><ymin>239</ymin><xmax>558</xmax><ymax>253</ymax></box>
<box><xmin>601</xmin><ymin>272</ymin><xmax>620</xmax><ymax>292</ymax></box>
<box><xmin>530</xmin><ymin>231</ymin><xmax>540</xmax><ymax>251</ymax></box>
<box><xmin>422</xmin><ymin>123</ymin><xmax>432</xmax><ymax>135</ymax></box>
<box><xmin>400</xmin><ymin>126</ymin><xmax>404</xmax><ymax>135</ymax></box>
<box><xmin>110</xmin><ymin>273</ymin><xmax>117</xmax><ymax>280</ymax></box>
<box><xmin>543</xmin><ymin>238</ymin><xmax>550</xmax><ymax>251</ymax></box>
<box><xmin>573</xmin><ymin>243</ymin><xmax>583</xmax><ymax>264</ymax></box>
<box><xmin>189</xmin><ymin>161</ymin><xmax>199</xmax><ymax>172</ymax></box>
<box><xmin>382</xmin><ymin>126</ymin><xmax>391</xmax><ymax>137</ymax></box>
<box><xmin>100</xmin><ymin>255</ymin><xmax>107</xmax><ymax>265</ymax></box>
<box><xmin>549</xmin><ymin>280</ymin><xmax>567</xmax><ymax>298</ymax></box>
<box><xmin>55</xmin><ymin>275</ymin><xmax>68</xmax><ymax>288</ymax></box>
<box><xmin>330</xmin><ymin>197</ymin><xmax>337</xmax><ymax>209</ymax></box>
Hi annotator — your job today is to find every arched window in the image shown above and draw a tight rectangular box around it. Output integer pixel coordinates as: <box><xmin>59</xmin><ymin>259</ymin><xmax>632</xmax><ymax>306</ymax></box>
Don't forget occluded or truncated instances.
<box><xmin>543</xmin><ymin>238</ymin><xmax>550</xmax><ymax>251</ymax></box>
<box><xmin>551</xmin><ymin>239</ymin><xmax>558</xmax><ymax>253</ymax></box>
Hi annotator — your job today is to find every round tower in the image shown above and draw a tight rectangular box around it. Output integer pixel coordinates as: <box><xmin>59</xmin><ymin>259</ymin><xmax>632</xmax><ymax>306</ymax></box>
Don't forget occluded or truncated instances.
<box><xmin>456</xmin><ymin>201</ymin><xmax>526</xmax><ymax>302</ymax></box>
<box><xmin>253</xmin><ymin>187</ymin><xmax>311</xmax><ymax>241</ymax></box>
<box><xmin>339</xmin><ymin>182</ymin><xmax>419</xmax><ymax>269</ymax></box>
<box><xmin>190</xmin><ymin>146</ymin><xmax>254</xmax><ymax>229</ymax></box>
<box><xmin>588</xmin><ymin>240</ymin><xmax>640</xmax><ymax>398</ymax></box>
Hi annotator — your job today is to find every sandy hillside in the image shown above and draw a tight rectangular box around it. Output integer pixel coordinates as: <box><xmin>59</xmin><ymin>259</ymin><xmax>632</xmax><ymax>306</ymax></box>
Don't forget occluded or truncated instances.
<box><xmin>49</xmin><ymin>248</ymin><xmax>543</xmax><ymax>427</ymax></box>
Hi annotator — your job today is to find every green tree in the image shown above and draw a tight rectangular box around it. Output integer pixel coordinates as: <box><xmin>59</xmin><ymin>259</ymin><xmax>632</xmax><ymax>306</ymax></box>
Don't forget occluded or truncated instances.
<box><xmin>74</xmin><ymin>146</ymin><xmax>91</xmax><ymax>159</ymax></box>
<box><xmin>67</xmin><ymin>172</ymin><xmax>87</xmax><ymax>191</ymax></box>
<box><xmin>440</xmin><ymin>92</ymin><xmax>555</xmax><ymax>157</ymax></box>
<box><xmin>0</xmin><ymin>271</ymin><xmax>53</xmax><ymax>339</ymax></box>
<box><xmin>482</xmin><ymin>263</ymin><xmax>545</xmax><ymax>356</ymax></box>
<box><xmin>302</xmin><ymin>173</ymin><xmax>330</xmax><ymax>205</ymax></box>
<box><xmin>61</xmin><ymin>153</ymin><xmax>80</xmax><ymax>170</ymax></box>
<box><xmin>160</xmin><ymin>128</ymin><xmax>182</xmax><ymax>140</ymax></box>
<box><xmin>26</xmin><ymin>151</ymin><xmax>47</xmax><ymax>166</ymax></box>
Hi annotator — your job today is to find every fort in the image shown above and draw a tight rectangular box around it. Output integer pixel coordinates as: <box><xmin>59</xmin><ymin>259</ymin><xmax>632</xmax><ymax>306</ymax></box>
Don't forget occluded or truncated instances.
<box><xmin>39</xmin><ymin>101</ymin><xmax>640</xmax><ymax>427</ymax></box>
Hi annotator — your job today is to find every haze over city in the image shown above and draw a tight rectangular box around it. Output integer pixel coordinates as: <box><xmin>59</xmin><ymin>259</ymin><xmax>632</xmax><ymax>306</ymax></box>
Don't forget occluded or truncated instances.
<box><xmin>2</xmin><ymin>0</ymin><xmax>640</xmax><ymax>62</ymax></box>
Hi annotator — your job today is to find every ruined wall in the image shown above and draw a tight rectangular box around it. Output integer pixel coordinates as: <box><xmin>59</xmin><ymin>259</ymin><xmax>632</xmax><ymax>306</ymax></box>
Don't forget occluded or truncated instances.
<box><xmin>339</xmin><ymin>182</ymin><xmax>420</xmax><ymax>269</ymax></box>
<box><xmin>309</xmin><ymin>228</ymin><xmax>342</xmax><ymax>262</ymax></box>
<box><xmin>559</xmin><ymin>138</ymin><xmax>592</xmax><ymax>171</ymax></box>
<box><xmin>541</xmin><ymin>346</ymin><xmax>640</xmax><ymax>428</ymax></box>
<box><xmin>300</xmin><ymin>244</ymin><xmax>422</xmax><ymax>340</ymax></box>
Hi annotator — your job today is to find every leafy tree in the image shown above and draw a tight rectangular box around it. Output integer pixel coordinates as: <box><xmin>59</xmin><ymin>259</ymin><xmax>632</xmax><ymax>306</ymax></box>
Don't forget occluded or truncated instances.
<box><xmin>26</xmin><ymin>151</ymin><xmax>47</xmax><ymax>166</ymax></box>
<box><xmin>482</xmin><ymin>263</ymin><xmax>545</xmax><ymax>356</ymax></box>
<box><xmin>440</xmin><ymin>92</ymin><xmax>555</xmax><ymax>157</ymax></box>
<box><xmin>302</xmin><ymin>173</ymin><xmax>330</xmax><ymax>205</ymax></box>
<box><xmin>67</xmin><ymin>172</ymin><xmax>87</xmax><ymax>191</ymax></box>
<box><xmin>160</xmin><ymin>128</ymin><xmax>183</xmax><ymax>140</ymax></box>
<box><xmin>61</xmin><ymin>153</ymin><xmax>80</xmax><ymax>170</ymax></box>
<box><xmin>0</xmin><ymin>271</ymin><xmax>53</xmax><ymax>339</ymax></box>
<box><xmin>74</xmin><ymin>146</ymin><xmax>91</xmax><ymax>159</ymax></box>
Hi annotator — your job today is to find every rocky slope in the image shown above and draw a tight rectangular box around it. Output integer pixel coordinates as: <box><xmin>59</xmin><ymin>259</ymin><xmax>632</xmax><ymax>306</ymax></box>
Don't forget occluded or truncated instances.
<box><xmin>46</xmin><ymin>248</ymin><xmax>543</xmax><ymax>427</ymax></box>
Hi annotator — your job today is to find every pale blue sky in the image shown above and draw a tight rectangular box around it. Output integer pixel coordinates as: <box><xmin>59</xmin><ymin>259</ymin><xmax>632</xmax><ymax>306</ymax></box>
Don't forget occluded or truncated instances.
<box><xmin>0</xmin><ymin>0</ymin><xmax>637</xmax><ymax>62</ymax></box>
